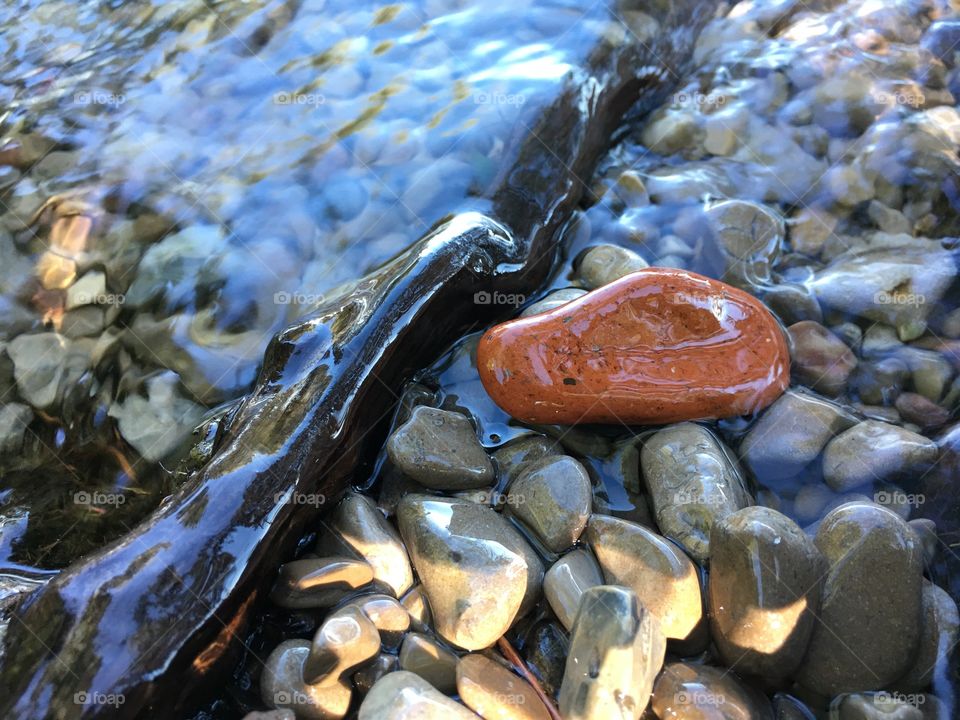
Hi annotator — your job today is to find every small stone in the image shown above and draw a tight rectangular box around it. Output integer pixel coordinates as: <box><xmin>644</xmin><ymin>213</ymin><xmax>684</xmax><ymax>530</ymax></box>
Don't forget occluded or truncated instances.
<box><xmin>457</xmin><ymin>654</ymin><xmax>551</xmax><ymax>720</ymax></box>
<box><xmin>612</xmin><ymin>170</ymin><xmax>650</xmax><ymax>207</ymax></box>
<box><xmin>651</xmin><ymin>663</ymin><xmax>774</xmax><ymax>719</ymax></box>
<box><xmin>64</xmin><ymin>271</ymin><xmax>107</xmax><ymax>310</ymax></box>
<box><xmin>304</xmin><ymin>605</ymin><xmax>381</xmax><ymax>685</ymax></box>
<box><xmin>831</xmin><ymin>322</ymin><xmax>863</xmax><ymax>353</ymax></box>
<box><xmin>478</xmin><ymin>268</ymin><xmax>790</xmax><ymax>426</ymax></box>
<box><xmin>741</xmin><ymin>391</ymin><xmax>857</xmax><ymax>483</ymax></box>
<box><xmin>585</xmin><ymin>515</ymin><xmax>702</xmax><ymax>640</ymax></box>
<box><xmin>400</xmin><ymin>584</ymin><xmax>432</xmax><ymax>630</ymax></box>
<box><xmin>762</xmin><ymin>284</ymin><xmax>824</xmax><ymax>325</ymax></box>
<box><xmin>825</xmin><ymin>164</ymin><xmax>875</xmax><ymax>207</ymax></box>
<box><xmin>342</xmin><ymin>594</ymin><xmax>410</xmax><ymax>650</ymax></box>
<box><xmin>358</xmin><ymin>671</ymin><xmax>480</xmax><ymax>719</ymax></box>
<box><xmin>788</xmin><ymin>321</ymin><xmax>858</xmax><ymax>396</ymax></box>
<box><xmin>352</xmin><ymin>654</ymin><xmax>397</xmax><ymax>696</ymax></box>
<box><xmin>260</xmin><ymin>640</ymin><xmax>351</xmax><ymax>720</ymax></box>
<box><xmin>850</xmin><ymin>358</ymin><xmax>909</xmax><ymax>406</ymax></box>
<box><xmin>8</xmin><ymin>333</ymin><xmax>71</xmax><ymax>409</ymax></box>
<box><xmin>894</xmin><ymin>393</ymin><xmax>950</xmax><ymax>430</ymax></box>
<box><xmin>894</xmin><ymin>581</ymin><xmax>959</xmax><ymax>691</ymax></box>
<box><xmin>640</xmin><ymin>422</ymin><xmax>752</xmax><ymax>563</ymax></box>
<box><xmin>521</xmin><ymin>289</ymin><xmax>587</xmax><ymax>318</ymax></box>
<box><xmin>773</xmin><ymin>693</ymin><xmax>816</xmax><ymax>720</ymax></box>
<box><xmin>793</xmin><ymin>482</ymin><xmax>838</xmax><ymax>524</ymax></box>
<box><xmin>703</xmin><ymin>116</ymin><xmax>737</xmax><ymax>155</ymax></box>
<box><xmin>641</xmin><ymin>110</ymin><xmax>698</xmax><ymax>155</ymax></box>
<box><xmin>507</xmin><ymin>455</ymin><xmax>592</xmax><ymax>552</ymax></box>
<box><xmin>399</xmin><ymin>632</ymin><xmax>459</xmax><ymax>695</ymax></box>
<box><xmin>269</xmin><ymin>557</ymin><xmax>374</xmax><ymax>610</ymax></box>
<box><xmin>796</xmin><ymin>502</ymin><xmax>924</xmax><ymax>695</ymax></box>
<box><xmin>0</xmin><ymin>403</ymin><xmax>33</xmax><ymax>454</ymax></box>
<box><xmin>543</xmin><ymin>548</ymin><xmax>604</xmax><ymax>631</ymax></box>
<box><xmin>577</xmin><ymin>244</ymin><xmax>648</xmax><ymax>290</ymax></box>
<box><xmin>908</xmin><ymin>518</ymin><xmax>938</xmax><ymax>566</ymax></box>
<box><xmin>559</xmin><ymin>586</ymin><xmax>666</xmax><ymax>720</ymax></box>
<box><xmin>829</xmin><ymin>693</ymin><xmax>923</xmax><ymax>720</ymax></box>
<box><xmin>328</xmin><ymin>492</ymin><xmax>413</xmax><ymax>596</ymax></box>
<box><xmin>398</xmin><ymin>495</ymin><xmax>543</xmax><ymax>650</ymax></box>
<box><xmin>709</xmin><ymin>507</ymin><xmax>824</xmax><ymax>678</ymax></box>
<box><xmin>524</xmin><ymin>622</ymin><xmax>568</xmax><ymax>698</ymax></box>
<box><xmin>861</xmin><ymin>325</ymin><xmax>902</xmax><ymax>358</ymax></box>
<box><xmin>108</xmin><ymin>371</ymin><xmax>204</xmax><ymax>462</ymax></box>
<box><xmin>867</xmin><ymin>201</ymin><xmax>911</xmax><ymax>235</ymax></box>
<box><xmin>822</xmin><ymin>421</ymin><xmax>938</xmax><ymax>492</ymax></box>
<box><xmin>387</xmin><ymin>406</ymin><xmax>494</xmax><ymax>490</ymax></box>
<box><xmin>789</xmin><ymin>207</ymin><xmax>838</xmax><ymax>257</ymax></box>
<box><xmin>810</xmin><ymin>245</ymin><xmax>956</xmax><ymax>341</ymax></box>
<box><xmin>903</xmin><ymin>349</ymin><xmax>954</xmax><ymax>403</ymax></box>
<box><xmin>698</xmin><ymin>200</ymin><xmax>784</xmax><ymax>288</ymax></box>
<box><xmin>492</xmin><ymin>435</ymin><xmax>563</xmax><ymax>484</ymax></box>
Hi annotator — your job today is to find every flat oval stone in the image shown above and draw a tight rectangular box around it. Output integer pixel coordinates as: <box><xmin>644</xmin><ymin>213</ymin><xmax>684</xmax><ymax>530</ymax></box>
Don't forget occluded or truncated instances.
<box><xmin>477</xmin><ymin>268</ymin><xmax>789</xmax><ymax>425</ymax></box>
<box><xmin>358</xmin><ymin>671</ymin><xmax>480</xmax><ymax>720</ymax></box>
<box><xmin>457</xmin><ymin>654</ymin><xmax>551</xmax><ymax>720</ymax></box>
<box><xmin>543</xmin><ymin>548</ymin><xmax>604</xmax><ymax>631</ymax></box>
<box><xmin>328</xmin><ymin>492</ymin><xmax>414</xmax><ymax>597</ymax></box>
<box><xmin>796</xmin><ymin>502</ymin><xmax>924</xmax><ymax>696</ymax></box>
<box><xmin>507</xmin><ymin>455</ymin><xmax>592</xmax><ymax>552</ymax></box>
<box><xmin>585</xmin><ymin>515</ymin><xmax>702</xmax><ymax>640</ymax></box>
<box><xmin>397</xmin><ymin>494</ymin><xmax>544</xmax><ymax>650</ymax></box>
<box><xmin>269</xmin><ymin>557</ymin><xmax>374</xmax><ymax>610</ymax></box>
<box><xmin>399</xmin><ymin>632</ymin><xmax>459</xmax><ymax>695</ymax></box>
<box><xmin>650</xmin><ymin>663</ymin><xmax>774</xmax><ymax>720</ymax></box>
<box><xmin>260</xmin><ymin>640</ymin><xmax>352</xmax><ymax>720</ymax></box>
<box><xmin>708</xmin><ymin>507</ymin><xmax>824</xmax><ymax>678</ymax></box>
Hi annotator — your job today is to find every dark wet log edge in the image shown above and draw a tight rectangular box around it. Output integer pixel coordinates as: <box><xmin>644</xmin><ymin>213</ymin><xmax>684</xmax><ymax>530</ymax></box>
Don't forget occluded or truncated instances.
<box><xmin>0</xmin><ymin>3</ymin><xmax>718</xmax><ymax>716</ymax></box>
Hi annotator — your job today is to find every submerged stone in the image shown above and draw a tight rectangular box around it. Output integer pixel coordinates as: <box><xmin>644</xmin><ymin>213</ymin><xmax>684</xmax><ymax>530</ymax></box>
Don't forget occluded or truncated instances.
<box><xmin>477</xmin><ymin>268</ymin><xmax>789</xmax><ymax>425</ymax></box>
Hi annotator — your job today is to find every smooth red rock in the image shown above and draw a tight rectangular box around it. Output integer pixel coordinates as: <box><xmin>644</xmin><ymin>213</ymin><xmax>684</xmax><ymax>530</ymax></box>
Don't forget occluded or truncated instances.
<box><xmin>477</xmin><ymin>268</ymin><xmax>790</xmax><ymax>425</ymax></box>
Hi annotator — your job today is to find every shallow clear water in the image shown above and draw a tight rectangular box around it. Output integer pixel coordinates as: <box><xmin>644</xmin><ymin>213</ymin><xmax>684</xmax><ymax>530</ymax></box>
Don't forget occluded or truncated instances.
<box><xmin>0</xmin><ymin>0</ymin><xmax>634</xmax><ymax>570</ymax></box>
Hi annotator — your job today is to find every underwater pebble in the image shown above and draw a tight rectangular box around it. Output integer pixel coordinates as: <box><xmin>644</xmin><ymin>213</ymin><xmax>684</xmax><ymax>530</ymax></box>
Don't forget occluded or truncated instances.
<box><xmin>457</xmin><ymin>653</ymin><xmax>551</xmax><ymax>720</ymax></box>
<box><xmin>821</xmin><ymin>420</ymin><xmax>938</xmax><ymax>492</ymax></box>
<box><xmin>398</xmin><ymin>632</ymin><xmax>459</xmax><ymax>695</ymax></box>
<box><xmin>269</xmin><ymin>557</ymin><xmax>373</xmax><ymax>610</ymax></box>
<box><xmin>543</xmin><ymin>548</ymin><xmax>604</xmax><ymax>631</ymax></box>
<box><xmin>260</xmin><ymin>640</ymin><xmax>351</xmax><ymax>720</ymax></box>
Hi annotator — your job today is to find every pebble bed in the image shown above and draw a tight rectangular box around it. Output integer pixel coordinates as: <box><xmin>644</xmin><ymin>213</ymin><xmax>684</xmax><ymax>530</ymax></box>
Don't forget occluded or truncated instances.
<box><xmin>241</xmin><ymin>0</ymin><xmax>960</xmax><ymax>718</ymax></box>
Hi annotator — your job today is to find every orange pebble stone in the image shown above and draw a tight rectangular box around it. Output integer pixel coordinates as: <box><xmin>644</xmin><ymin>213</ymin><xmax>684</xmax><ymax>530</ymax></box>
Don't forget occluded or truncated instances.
<box><xmin>477</xmin><ymin>268</ymin><xmax>790</xmax><ymax>425</ymax></box>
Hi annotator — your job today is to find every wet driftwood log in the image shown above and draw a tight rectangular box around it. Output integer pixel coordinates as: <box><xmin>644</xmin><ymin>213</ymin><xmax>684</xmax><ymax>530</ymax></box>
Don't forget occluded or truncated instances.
<box><xmin>0</xmin><ymin>2</ymin><xmax>717</xmax><ymax>716</ymax></box>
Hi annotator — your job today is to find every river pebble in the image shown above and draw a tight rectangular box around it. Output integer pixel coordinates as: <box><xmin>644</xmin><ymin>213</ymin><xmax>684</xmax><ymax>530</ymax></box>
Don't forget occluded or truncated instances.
<box><xmin>506</xmin><ymin>455</ymin><xmax>592</xmax><ymax>552</ymax></box>
<box><xmin>558</xmin><ymin>585</ymin><xmax>666</xmax><ymax>720</ymax></box>
<box><xmin>358</xmin><ymin>671</ymin><xmax>480</xmax><ymax>720</ymax></box>
<box><xmin>260</xmin><ymin>640</ymin><xmax>351</xmax><ymax>720</ymax></box>
<box><xmin>821</xmin><ymin>421</ymin><xmax>938</xmax><ymax>492</ymax></box>
<box><xmin>398</xmin><ymin>632</ymin><xmax>459</xmax><ymax>694</ymax></box>
<box><xmin>650</xmin><ymin>663</ymin><xmax>774</xmax><ymax>719</ymax></box>
<box><xmin>397</xmin><ymin>494</ymin><xmax>543</xmax><ymax>650</ymax></box>
<box><xmin>327</xmin><ymin>492</ymin><xmax>413</xmax><ymax>597</ymax></box>
<box><xmin>894</xmin><ymin>580</ymin><xmax>959</xmax><ymax>692</ymax></box>
<box><xmin>796</xmin><ymin>502</ymin><xmax>924</xmax><ymax>696</ymax></box>
<box><xmin>387</xmin><ymin>407</ymin><xmax>494</xmax><ymax>490</ymax></box>
<box><xmin>640</xmin><ymin>422</ymin><xmax>752</xmax><ymax>563</ymax></box>
<box><xmin>478</xmin><ymin>268</ymin><xmax>790</xmax><ymax>425</ymax></box>
<box><xmin>709</xmin><ymin>507</ymin><xmax>824</xmax><ymax>678</ymax></box>
<box><xmin>787</xmin><ymin>321</ymin><xmax>858</xmax><ymax>396</ymax></box>
<box><xmin>303</xmin><ymin>605</ymin><xmax>381</xmax><ymax>685</ymax></box>
<box><xmin>543</xmin><ymin>548</ymin><xmax>604</xmax><ymax>631</ymax></box>
<box><xmin>269</xmin><ymin>557</ymin><xmax>374</xmax><ymax>610</ymax></box>
<box><xmin>457</xmin><ymin>653</ymin><xmax>552</xmax><ymax>720</ymax></box>
<box><xmin>576</xmin><ymin>244</ymin><xmax>648</xmax><ymax>289</ymax></box>
<box><xmin>585</xmin><ymin>514</ymin><xmax>702</xmax><ymax>640</ymax></box>
<box><xmin>740</xmin><ymin>391</ymin><xmax>857</xmax><ymax>484</ymax></box>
